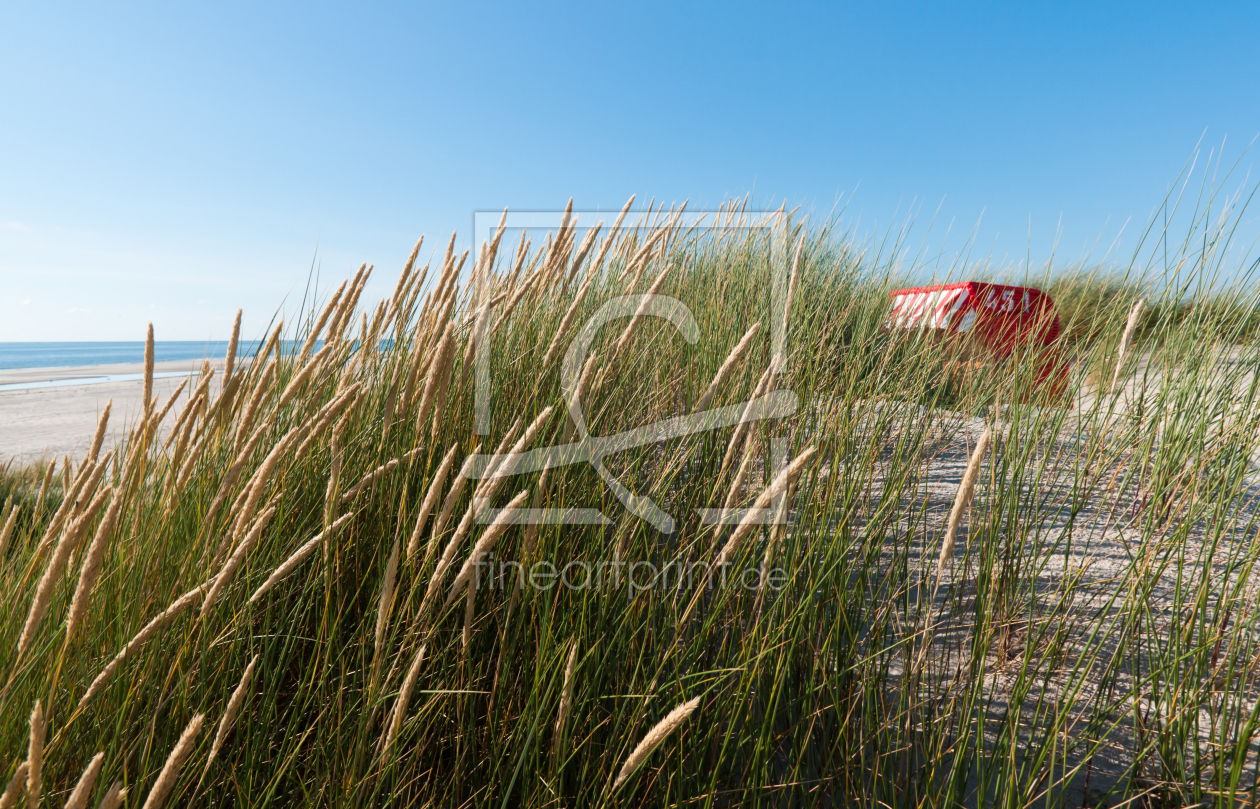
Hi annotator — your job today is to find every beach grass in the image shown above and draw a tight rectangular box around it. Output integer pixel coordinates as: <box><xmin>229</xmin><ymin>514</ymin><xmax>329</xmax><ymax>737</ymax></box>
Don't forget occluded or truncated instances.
<box><xmin>2</xmin><ymin>183</ymin><xmax>1260</xmax><ymax>807</ymax></box>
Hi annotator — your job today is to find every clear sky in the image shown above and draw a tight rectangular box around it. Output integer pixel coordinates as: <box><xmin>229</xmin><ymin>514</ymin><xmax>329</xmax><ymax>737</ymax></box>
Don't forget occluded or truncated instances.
<box><xmin>2</xmin><ymin>1</ymin><xmax>1258</xmax><ymax>342</ymax></box>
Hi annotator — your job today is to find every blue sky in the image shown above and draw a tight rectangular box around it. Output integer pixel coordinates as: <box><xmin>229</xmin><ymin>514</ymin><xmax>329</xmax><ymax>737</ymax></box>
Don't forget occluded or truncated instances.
<box><xmin>2</xmin><ymin>1</ymin><xmax>1258</xmax><ymax>341</ymax></box>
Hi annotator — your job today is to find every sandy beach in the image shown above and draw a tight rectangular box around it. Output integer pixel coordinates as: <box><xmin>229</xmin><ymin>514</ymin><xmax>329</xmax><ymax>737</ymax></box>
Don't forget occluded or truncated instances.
<box><xmin>0</xmin><ymin>359</ymin><xmax>224</xmax><ymax>466</ymax></box>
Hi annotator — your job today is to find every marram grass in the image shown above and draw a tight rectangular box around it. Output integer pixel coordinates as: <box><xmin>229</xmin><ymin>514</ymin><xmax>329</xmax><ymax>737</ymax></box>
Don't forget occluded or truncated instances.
<box><xmin>2</xmin><ymin>190</ymin><xmax>1260</xmax><ymax>808</ymax></box>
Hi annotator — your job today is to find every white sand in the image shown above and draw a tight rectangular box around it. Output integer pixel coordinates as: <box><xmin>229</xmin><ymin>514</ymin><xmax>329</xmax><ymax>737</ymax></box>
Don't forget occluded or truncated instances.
<box><xmin>0</xmin><ymin>360</ymin><xmax>225</xmax><ymax>466</ymax></box>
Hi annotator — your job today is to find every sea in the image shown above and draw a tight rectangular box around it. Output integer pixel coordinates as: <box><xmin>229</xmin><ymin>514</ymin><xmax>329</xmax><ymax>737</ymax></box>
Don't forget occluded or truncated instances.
<box><xmin>0</xmin><ymin>342</ymin><xmax>253</xmax><ymax>371</ymax></box>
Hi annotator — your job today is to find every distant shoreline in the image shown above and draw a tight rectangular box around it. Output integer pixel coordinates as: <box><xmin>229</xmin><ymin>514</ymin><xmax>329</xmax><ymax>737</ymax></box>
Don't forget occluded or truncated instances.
<box><xmin>0</xmin><ymin>341</ymin><xmax>250</xmax><ymax>372</ymax></box>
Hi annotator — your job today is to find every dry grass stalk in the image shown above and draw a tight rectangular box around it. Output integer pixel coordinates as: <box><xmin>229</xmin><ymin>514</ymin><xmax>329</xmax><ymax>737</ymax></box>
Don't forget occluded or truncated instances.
<box><xmin>140</xmin><ymin>713</ymin><xmax>204</xmax><ymax>809</ymax></box>
<box><xmin>79</xmin><ymin>584</ymin><xmax>209</xmax><ymax>709</ymax></box>
<box><xmin>203</xmin><ymin>505</ymin><xmax>278</xmax><ymax>615</ymax></box>
<box><xmin>164</xmin><ymin>374</ymin><xmax>210</xmax><ymax>450</ymax></box>
<box><xmin>348</xmin><ymin>262</ymin><xmax>374</xmax><ymax>310</ymax></box>
<box><xmin>474</xmin><ymin>407</ymin><xmax>551</xmax><ymax>505</ymax></box>
<box><xmin>33</xmin><ymin>461</ymin><xmax>55</xmax><ymax>518</ymax></box>
<box><xmin>149</xmin><ymin>378</ymin><xmax>190</xmax><ymax>439</ymax></box>
<box><xmin>203</xmin><ymin>425</ymin><xmax>271</xmax><ymax>532</ymax></box>
<box><xmin>439</xmin><ymin>231</ymin><xmax>457</xmax><ymax>280</ymax></box>
<box><xmin>402</xmin><ymin>261</ymin><xmax>430</xmax><ymax>318</ymax></box>
<box><xmin>591</xmin><ymin>196</ymin><xmax>635</xmax><ymax>270</ymax></box>
<box><xmin>935</xmin><ymin>426</ymin><xmax>992</xmax><ymax>581</ymax></box>
<box><xmin>255</xmin><ymin>321</ymin><xmax>283</xmax><ymax>374</ymax></box>
<box><xmin>538</xmin><ymin>201</ymin><xmax>575</xmax><ymax>287</ymax></box>
<box><xmin>496</xmin><ymin>252</ymin><xmax>548</xmax><ymax>329</ymax></box>
<box><xmin>407</xmin><ymin>443</ymin><xmax>459</xmax><ymax>559</ymax></box>
<box><xmin>562</xmin><ymin>353</ymin><xmax>599</xmax><ymax>442</ymax></box>
<box><xmin>166</xmin><ymin>400</ymin><xmax>199</xmax><ymax>469</ymax></box>
<box><xmin>473</xmin><ymin>418</ymin><xmax>523</xmax><ymax>495</ymax></box>
<box><xmin>713</xmin><ymin>446</ymin><xmax>817</xmax><ymax>570</ymax></box>
<box><xmin>517</xmin><ymin>470</ymin><xmax>550</xmax><ymax>593</ymax></box>
<box><xmin>35</xmin><ymin>459</ymin><xmax>94</xmax><ymax>556</ymax></box>
<box><xmin>321</xmin><ymin>277</ymin><xmax>356</xmax><ymax>346</ymax></box>
<box><xmin>554</xmin><ymin>639</ymin><xmax>579</xmax><ymax>738</ymax></box>
<box><xmin>143</xmin><ymin>322</ymin><xmax>155</xmax><ymax>416</ymax></box>
<box><xmin>26</xmin><ymin>701</ymin><xmax>44</xmax><ymax>809</ymax></box>
<box><xmin>50</xmin><ymin>454</ymin><xmax>112</xmax><ymax>552</ymax></box>
<box><xmin>562</xmin><ymin>221</ymin><xmax>604</xmax><ymax>289</ymax></box>
<box><xmin>783</xmin><ymin>233</ymin><xmax>804</xmax><ymax>337</ymax></box>
<box><xmin>384</xmin><ymin>643</ymin><xmax>427</xmax><ymax>752</ymax></box>
<box><xmin>66</xmin><ymin>490</ymin><xmax>125</xmax><ymax>641</ymax></box>
<box><xmin>458</xmin><ymin>293</ymin><xmax>505</xmax><ymax>388</ymax></box>
<box><xmin>0</xmin><ymin>502</ymin><xmax>18</xmax><ymax>557</ymax></box>
<box><xmin>233</xmin><ymin>360</ymin><xmax>276</xmax><ymax>452</ymax></box>
<box><xmin>759</xmin><ymin>479</ymin><xmax>794</xmax><ymax>586</ymax></box>
<box><xmin>380</xmin><ymin>371</ymin><xmax>401</xmax><ymax>436</ymax></box>
<box><xmin>362</xmin><ymin>303</ymin><xmax>389</xmax><ymax>366</ymax></box>
<box><xmin>391</xmin><ymin>237</ymin><xmax>424</xmax><ymax>310</ymax></box>
<box><xmin>625</xmin><ymin>225</ymin><xmax>675</xmax><ymax>292</ymax></box>
<box><xmin>300</xmin><ymin>281</ymin><xmax>347</xmax><ymax>363</ymax></box>
<box><xmin>399</xmin><ymin>334</ymin><xmax>431</xmax><ymax>416</ymax></box>
<box><xmin>249</xmin><ymin>511</ymin><xmax>356</xmax><ymax>603</ymax></box>
<box><xmin>404</xmin><ymin>293</ymin><xmax>454</xmax><ymax>402</ymax></box>
<box><xmin>1112</xmin><ymin>299</ymin><xmax>1145</xmax><ymax>392</ymax></box>
<box><xmin>414</xmin><ymin>322</ymin><xmax>455</xmax><ymax>436</ymax></box>
<box><xmin>277</xmin><ymin>344</ymin><xmax>332</xmax><ymax>410</ymax></box>
<box><xmin>87</xmin><ymin>398</ymin><xmax>113</xmax><ymax>466</ymax></box>
<box><xmin>19</xmin><ymin>487</ymin><xmax>112</xmax><ymax>656</ymax></box>
<box><xmin>0</xmin><ymin>761</ymin><xmax>28</xmax><ymax>809</ymax></box>
<box><xmin>694</xmin><ymin>323</ymin><xmax>761</xmax><ymax>412</ymax></box>
<box><xmin>370</xmin><ymin>539</ymin><xmax>401</xmax><ymax>688</ymax></box>
<box><xmin>461</xmin><ymin>584</ymin><xmax>476</xmax><ymax>648</ymax></box>
<box><xmin>709</xmin><ymin>438</ymin><xmax>759</xmax><ymax>552</ymax></box>
<box><xmin>62</xmin><ymin>752</ymin><xmax>104</xmax><ymax>809</ymax></box>
<box><xmin>203</xmin><ymin>655</ymin><xmax>258</xmax><ymax>777</ymax></box>
<box><xmin>427</xmin><ymin>331</ymin><xmax>459</xmax><ymax>439</ymax></box>
<box><xmin>206</xmin><ymin>369</ymin><xmax>244</xmax><ymax>428</ymax></box>
<box><xmin>612</xmin><ymin>697</ymin><xmax>701</xmax><ymax>791</ymax></box>
<box><xmin>288</xmin><ymin>384</ymin><xmax>362</xmax><ymax>464</ymax></box>
<box><xmin>170</xmin><ymin>424</ymin><xmax>211</xmax><ymax>502</ymax></box>
<box><xmin>327</xmin><ymin>263</ymin><xmax>367</xmax><ymax>341</ymax></box>
<box><xmin>323</xmin><ymin>424</ymin><xmax>343</xmax><ymax>529</ymax></box>
<box><xmin>616</xmin><ymin>225</ymin><xmax>668</xmax><ymax>284</ymax></box>
<box><xmin>428</xmin><ymin>445</ymin><xmax>482</xmax><ymax>557</ymax></box>
<box><xmin>610</xmin><ymin>262</ymin><xmax>675</xmax><ymax>359</ymax></box>
<box><xmin>333</xmin><ymin>266</ymin><xmax>373</xmax><ymax>346</ymax></box>
<box><xmin>229</xmin><ymin>417</ymin><xmax>312</xmax><ymax>541</ymax></box>
<box><xmin>542</xmin><ymin>267</ymin><xmax>600</xmax><ymax>367</ymax></box>
<box><xmin>719</xmin><ymin>357</ymin><xmax>781</xmax><ymax>474</ymax></box>
<box><xmin>95</xmin><ymin>782</ymin><xmax>126</xmax><ymax>809</ymax></box>
<box><xmin>443</xmin><ymin>489</ymin><xmax>530</xmax><ymax>607</ymax></box>
<box><xmin>339</xmin><ymin>447</ymin><xmax>423</xmax><ymax>504</ymax></box>
<box><xmin>224</xmin><ymin>308</ymin><xmax>242</xmax><ymax>381</ymax></box>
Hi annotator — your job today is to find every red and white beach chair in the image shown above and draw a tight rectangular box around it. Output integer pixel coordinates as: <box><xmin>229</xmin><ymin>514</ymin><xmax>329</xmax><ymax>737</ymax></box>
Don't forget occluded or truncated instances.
<box><xmin>884</xmin><ymin>281</ymin><xmax>1068</xmax><ymax>401</ymax></box>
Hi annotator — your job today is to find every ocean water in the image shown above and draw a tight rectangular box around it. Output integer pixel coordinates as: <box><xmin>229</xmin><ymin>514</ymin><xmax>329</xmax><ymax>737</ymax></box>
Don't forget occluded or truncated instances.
<box><xmin>0</xmin><ymin>341</ymin><xmax>252</xmax><ymax>371</ymax></box>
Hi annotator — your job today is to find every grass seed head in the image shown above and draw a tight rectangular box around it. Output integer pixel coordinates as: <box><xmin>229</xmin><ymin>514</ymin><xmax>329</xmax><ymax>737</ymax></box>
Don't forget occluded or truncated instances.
<box><xmin>95</xmin><ymin>783</ymin><xmax>126</xmax><ymax>809</ymax></box>
<box><xmin>936</xmin><ymin>425</ymin><xmax>992</xmax><ymax>581</ymax></box>
<box><xmin>143</xmin><ymin>322</ymin><xmax>155</xmax><ymax>416</ymax></box>
<box><xmin>612</xmin><ymin>697</ymin><xmax>701</xmax><ymax>791</ymax></box>
<box><xmin>140</xmin><ymin>713</ymin><xmax>204</xmax><ymax>809</ymax></box>
<box><xmin>204</xmin><ymin>655</ymin><xmax>259</xmax><ymax>777</ymax></box>
<box><xmin>25</xmin><ymin>701</ymin><xmax>44</xmax><ymax>809</ymax></box>
<box><xmin>62</xmin><ymin>752</ymin><xmax>105</xmax><ymax>809</ymax></box>
<box><xmin>0</xmin><ymin>762</ymin><xmax>28</xmax><ymax>809</ymax></box>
